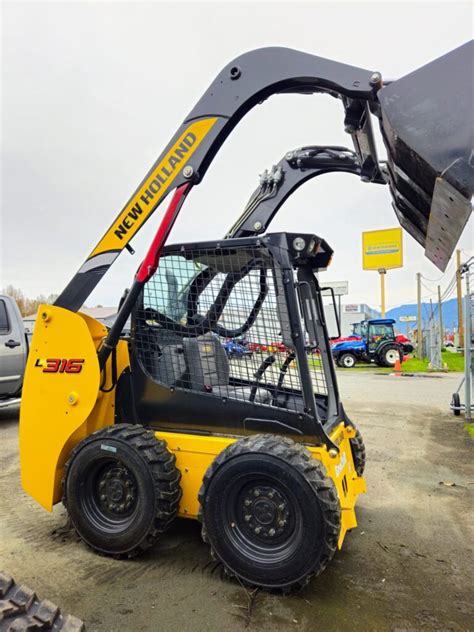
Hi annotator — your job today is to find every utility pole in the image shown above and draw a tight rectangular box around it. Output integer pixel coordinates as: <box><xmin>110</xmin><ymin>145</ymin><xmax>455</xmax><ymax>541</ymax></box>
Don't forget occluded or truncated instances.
<box><xmin>456</xmin><ymin>249</ymin><xmax>464</xmax><ymax>348</ymax></box>
<box><xmin>417</xmin><ymin>272</ymin><xmax>423</xmax><ymax>359</ymax></box>
<box><xmin>437</xmin><ymin>285</ymin><xmax>444</xmax><ymax>348</ymax></box>
<box><xmin>379</xmin><ymin>269</ymin><xmax>386</xmax><ymax>317</ymax></box>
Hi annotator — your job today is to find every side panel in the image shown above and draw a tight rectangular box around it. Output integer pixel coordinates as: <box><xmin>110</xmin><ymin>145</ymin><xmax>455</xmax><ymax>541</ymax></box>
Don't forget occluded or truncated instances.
<box><xmin>156</xmin><ymin>423</ymin><xmax>365</xmax><ymax>549</ymax></box>
<box><xmin>19</xmin><ymin>306</ymin><xmax>130</xmax><ymax>510</ymax></box>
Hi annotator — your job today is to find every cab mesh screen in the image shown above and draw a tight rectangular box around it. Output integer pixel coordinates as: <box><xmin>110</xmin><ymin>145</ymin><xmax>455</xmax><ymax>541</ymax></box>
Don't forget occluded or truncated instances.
<box><xmin>134</xmin><ymin>244</ymin><xmax>327</xmax><ymax>413</ymax></box>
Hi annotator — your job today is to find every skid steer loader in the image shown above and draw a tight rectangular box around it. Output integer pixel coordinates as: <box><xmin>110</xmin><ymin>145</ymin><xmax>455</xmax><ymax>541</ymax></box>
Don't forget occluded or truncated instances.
<box><xmin>19</xmin><ymin>42</ymin><xmax>472</xmax><ymax>591</ymax></box>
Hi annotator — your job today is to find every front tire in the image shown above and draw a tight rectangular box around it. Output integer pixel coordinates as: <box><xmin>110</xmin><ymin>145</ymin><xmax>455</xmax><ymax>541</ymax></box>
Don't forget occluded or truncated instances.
<box><xmin>198</xmin><ymin>435</ymin><xmax>341</xmax><ymax>591</ymax></box>
<box><xmin>452</xmin><ymin>392</ymin><xmax>461</xmax><ymax>416</ymax></box>
<box><xmin>339</xmin><ymin>353</ymin><xmax>357</xmax><ymax>368</ymax></box>
<box><xmin>63</xmin><ymin>424</ymin><xmax>181</xmax><ymax>558</ymax></box>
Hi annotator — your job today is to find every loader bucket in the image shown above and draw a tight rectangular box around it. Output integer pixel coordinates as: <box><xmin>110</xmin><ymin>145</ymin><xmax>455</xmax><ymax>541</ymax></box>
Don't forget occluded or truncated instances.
<box><xmin>379</xmin><ymin>40</ymin><xmax>473</xmax><ymax>270</ymax></box>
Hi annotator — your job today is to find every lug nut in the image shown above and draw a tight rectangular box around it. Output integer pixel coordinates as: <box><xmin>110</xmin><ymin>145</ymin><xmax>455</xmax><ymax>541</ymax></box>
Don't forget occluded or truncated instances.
<box><xmin>254</xmin><ymin>490</ymin><xmax>260</xmax><ymax>497</ymax></box>
<box><xmin>254</xmin><ymin>527</ymin><xmax>261</xmax><ymax>534</ymax></box>
<box><xmin>278</xmin><ymin>520</ymin><xmax>286</xmax><ymax>528</ymax></box>
<box><xmin>100</xmin><ymin>494</ymin><xmax>106</xmax><ymax>501</ymax></box>
<box><xmin>244</xmin><ymin>499</ymin><xmax>251</xmax><ymax>507</ymax></box>
<box><xmin>269</xmin><ymin>528</ymin><xmax>276</xmax><ymax>537</ymax></box>
<box><xmin>278</xmin><ymin>504</ymin><xmax>285</xmax><ymax>511</ymax></box>
<box><xmin>244</xmin><ymin>514</ymin><xmax>251</xmax><ymax>522</ymax></box>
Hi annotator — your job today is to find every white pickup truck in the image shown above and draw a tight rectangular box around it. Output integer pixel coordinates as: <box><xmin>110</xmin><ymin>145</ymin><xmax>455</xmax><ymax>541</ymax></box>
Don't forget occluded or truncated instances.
<box><xmin>0</xmin><ymin>295</ymin><xmax>28</xmax><ymax>407</ymax></box>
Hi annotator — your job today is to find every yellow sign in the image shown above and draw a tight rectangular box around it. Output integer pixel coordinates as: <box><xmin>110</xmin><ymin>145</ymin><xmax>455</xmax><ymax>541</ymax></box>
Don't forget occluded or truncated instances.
<box><xmin>362</xmin><ymin>227</ymin><xmax>403</xmax><ymax>270</ymax></box>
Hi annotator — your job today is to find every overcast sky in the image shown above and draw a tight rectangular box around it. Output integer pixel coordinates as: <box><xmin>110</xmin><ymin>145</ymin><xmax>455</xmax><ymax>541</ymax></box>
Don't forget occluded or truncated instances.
<box><xmin>1</xmin><ymin>1</ymin><xmax>472</xmax><ymax>311</ymax></box>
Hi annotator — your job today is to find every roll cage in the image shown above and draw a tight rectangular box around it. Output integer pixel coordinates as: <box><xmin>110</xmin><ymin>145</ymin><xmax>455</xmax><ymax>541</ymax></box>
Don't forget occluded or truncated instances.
<box><xmin>127</xmin><ymin>232</ymin><xmax>342</xmax><ymax>449</ymax></box>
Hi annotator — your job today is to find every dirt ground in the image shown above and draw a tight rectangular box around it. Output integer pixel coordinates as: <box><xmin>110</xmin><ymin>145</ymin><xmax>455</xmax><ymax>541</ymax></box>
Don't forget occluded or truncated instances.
<box><xmin>1</xmin><ymin>372</ymin><xmax>473</xmax><ymax>632</ymax></box>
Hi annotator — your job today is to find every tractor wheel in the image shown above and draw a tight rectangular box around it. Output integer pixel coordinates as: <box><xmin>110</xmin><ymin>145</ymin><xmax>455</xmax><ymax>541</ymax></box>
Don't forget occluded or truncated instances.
<box><xmin>349</xmin><ymin>426</ymin><xmax>366</xmax><ymax>476</ymax></box>
<box><xmin>63</xmin><ymin>424</ymin><xmax>181</xmax><ymax>558</ymax></box>
<box><xmin>452</xmin><ymin>392</ymin><xmax>461</xmax><ymax>416</ymax></box>
<box><xmin>380</xmin><ymin>345</ymin><xmax>399</xmax><ymax>367</ymax></box>
<box><xmin>339</xmin><ymin>353</ymin><xmax>357</xmax><ymax>368</ymax></box>
<box><xmin>198</xmin><ymin>434</ymin><xmax>341</xmax><ymax>591</ymax></box>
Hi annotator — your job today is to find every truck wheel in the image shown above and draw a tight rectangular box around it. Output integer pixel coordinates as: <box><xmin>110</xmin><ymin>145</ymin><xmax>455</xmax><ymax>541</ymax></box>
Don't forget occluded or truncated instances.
<box><xmin>339</xmin><ymin>353</ymin><xmax>356</xmax><ymax>368</ymax></box>
<box><xmin>349</xmin><ymin>426</ymin><xmax>366</xmax><ymax>476</ymax></box>
<box><xmin>380</xmin><ymin>345</ymin><xmax>399</xmax><ymax>367</ymax></box>
<box><xmin>198</xmin><ymin>435</ymin><xmax>341</xmax><ymax>591</ymax></box>
<box><xmin>63</xmin><ymin>424</ymin><xmax>181</xmax><ymax>558</ymax></box>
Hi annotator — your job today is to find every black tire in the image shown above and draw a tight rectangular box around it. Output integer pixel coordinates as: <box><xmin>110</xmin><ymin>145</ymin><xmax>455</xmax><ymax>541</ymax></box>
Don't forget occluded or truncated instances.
<box><xmin>452</xmin><ymin>392</ymin><xmax>461</xmax><ymax>416</ymax></box>
<box><xmin>0</xmin><ymin>572</ymin><xmax>84</xmax><ymax>631</ymax></box>
<box><xmin>379</xmin><ymin>344</ymin><xmax>399</xmax><ymax>367</ymax></box>
<box><xmin>198</xmin><ymin>434</ymin><xmax>341</xmax><ymax>591</ymax></box>
<box><xmin>339</xmin><ymin>353</ymin><xmax>357</xmax><ymax>368</ymax></box>
<box><xmin>63</xmin><ymin>424</ymin><xmax>181</xmax><ymax>558</ymax></box>
<box><xmin>349</xmin><ymin>426</ymin><xmax>366</xmax><ymax>476</ymax></box>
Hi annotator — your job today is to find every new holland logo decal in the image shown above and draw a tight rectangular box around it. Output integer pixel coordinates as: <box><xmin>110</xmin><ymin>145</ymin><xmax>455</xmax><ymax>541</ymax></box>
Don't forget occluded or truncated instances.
<box><xmin>89</xmin><ymin>117</ymin><xmax>218</xmax><ymax>258</ymax></box>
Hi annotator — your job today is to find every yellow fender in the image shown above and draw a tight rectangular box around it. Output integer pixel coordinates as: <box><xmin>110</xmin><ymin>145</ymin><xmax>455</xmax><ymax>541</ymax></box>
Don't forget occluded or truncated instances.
<box><xmin>19</xmin><ymin>305</ymin><xmax>129</xmax><ymax>510</ymax></box>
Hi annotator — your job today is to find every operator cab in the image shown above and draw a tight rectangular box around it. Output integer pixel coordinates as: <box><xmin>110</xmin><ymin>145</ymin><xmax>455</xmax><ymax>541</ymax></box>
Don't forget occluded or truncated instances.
<box><xmin>121</xmin><ymin>232</ymin><xmax>344</xmax><ymax>448</ymax></box>
<box><xmin>364</xmin><ymin>319</ymin><xmax>396</xmax><ymax>351</ymax></box>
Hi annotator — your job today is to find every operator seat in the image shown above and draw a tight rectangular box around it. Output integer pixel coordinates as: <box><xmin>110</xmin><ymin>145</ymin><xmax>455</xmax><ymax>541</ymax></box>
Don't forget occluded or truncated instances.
<box><xmin>183</xmin><ymin>334</ymin><xmax>271</xmax><ymax>404</ymax></box>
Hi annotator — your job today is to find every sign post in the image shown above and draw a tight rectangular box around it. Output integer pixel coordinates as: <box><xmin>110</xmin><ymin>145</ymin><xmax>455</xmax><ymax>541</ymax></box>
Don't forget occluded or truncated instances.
<box><xmin>362</xmin><ymin>228</ymin><xmax>403</xmax><ymax>317</ymax></box>
<box><xmin>400</xmin><ymin>314</ymin><xmax>417</xmax><ymax>337</ymax></box>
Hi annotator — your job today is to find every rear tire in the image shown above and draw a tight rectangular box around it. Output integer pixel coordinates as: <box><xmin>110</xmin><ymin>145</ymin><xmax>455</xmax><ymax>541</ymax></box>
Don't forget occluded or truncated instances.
<box><xmin>63</xmin><ymin>424</ymin><xmax>181</xmax><ymax>558</ymax></box>
<box><xmin>198</xmin><ymin>434</ymin><xmax>341</xmax><ymax>591</ymax></box>
<box><xmin>380</xmin><ymin>345</ymin><xmax>399</xmax><ymax>367</ymax></box>
<box><xmin>349</xmin><ymin>426</ymin><xmax>366</xmax><ymax>476</ymax></box>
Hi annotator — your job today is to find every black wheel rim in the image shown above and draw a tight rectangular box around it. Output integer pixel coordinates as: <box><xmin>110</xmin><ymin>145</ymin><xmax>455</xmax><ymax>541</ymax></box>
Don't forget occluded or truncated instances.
<box><xmin>79</xmin><ymin>457</ymin><xmax>139</xmax><ymax>533</ymax></box>
<box><xmin>222</xmin><ymin>473</ymin><xmax>303</xmax><ymax>564</ymax></box>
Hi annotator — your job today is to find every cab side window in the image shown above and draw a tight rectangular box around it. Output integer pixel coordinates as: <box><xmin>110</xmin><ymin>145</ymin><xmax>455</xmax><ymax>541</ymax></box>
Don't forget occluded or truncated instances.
<box><xmin>0</xmin><ymin>300</ymin><xmax>10</xmax><ymax>334</ymax></box>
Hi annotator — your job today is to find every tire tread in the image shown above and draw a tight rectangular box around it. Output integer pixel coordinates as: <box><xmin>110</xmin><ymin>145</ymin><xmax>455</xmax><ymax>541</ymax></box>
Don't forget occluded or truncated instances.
<box><xmin>0</xmin><ymin>572</ymin><xmax>84</xmax><ymax>631</ymax></box>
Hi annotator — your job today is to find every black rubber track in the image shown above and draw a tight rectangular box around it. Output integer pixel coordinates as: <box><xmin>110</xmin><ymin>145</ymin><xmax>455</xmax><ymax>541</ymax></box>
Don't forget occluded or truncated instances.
<box><xmin>62</xmin><ymin>424</ymin><xmax>181</xmax><ymax>558</ymax></box>
<box><xmin>349</xmin><ymin>425</ymin><xmax>366</xmax><ymax>477</ymax></box>
<box><xmin>0</xmin><ymin>572</ymin><xmax>84</xmax><ymax>631</ymax></box>
<box><xmin>198</xmin><ymin>434</ymin><xmax>341</xmax><ymax>591</ymax></box>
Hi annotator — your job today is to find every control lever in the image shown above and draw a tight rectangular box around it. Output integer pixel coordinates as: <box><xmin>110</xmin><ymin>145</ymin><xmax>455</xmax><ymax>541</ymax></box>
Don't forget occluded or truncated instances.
<box><xmin>249</xmin><ymin>355</ymin><xmax>276</xmax><ymax>403</ymax></box>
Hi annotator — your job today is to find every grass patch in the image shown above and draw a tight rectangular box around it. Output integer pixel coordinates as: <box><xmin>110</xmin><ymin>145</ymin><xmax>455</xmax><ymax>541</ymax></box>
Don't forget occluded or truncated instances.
<box><xmin>331</xmin><ymin>351</ymin><xmax>464</xmax><ymax>373</ymax></box>
<box><xmin>465</xmin><ymin>423</ymin><xmax>474</xmax><ymax>439</ymax></box>
<box><xmin>401</xmin><ymin>352</ymin><xmax>464</xmax><ymax>373</ymax></box>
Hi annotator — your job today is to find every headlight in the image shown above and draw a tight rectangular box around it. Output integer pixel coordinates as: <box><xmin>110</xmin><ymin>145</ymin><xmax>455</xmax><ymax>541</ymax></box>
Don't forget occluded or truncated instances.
<box><xmin>293</xmin><ymin>237</ymin><xmax>306</xmax><ymax>251</ymax></box>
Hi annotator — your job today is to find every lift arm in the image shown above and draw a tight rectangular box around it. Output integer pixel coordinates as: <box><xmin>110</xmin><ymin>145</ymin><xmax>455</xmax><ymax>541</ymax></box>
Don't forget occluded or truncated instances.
<box><xmin>226</xmin><ymin>145</ymin><xmax>380</xmax><ymax>239</ymax></box>
<box><xmin>55</xmin><ymin>42</ymin><xmax>473</xmax><ymax>312</ymax></box>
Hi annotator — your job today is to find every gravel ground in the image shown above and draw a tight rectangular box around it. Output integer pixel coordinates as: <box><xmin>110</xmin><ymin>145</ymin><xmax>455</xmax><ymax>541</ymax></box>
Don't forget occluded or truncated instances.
<box><xmin>1</xmin><ymin>371</ymin><xmax>473</xmax><ymax>631</ymax></box>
